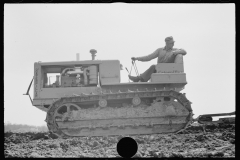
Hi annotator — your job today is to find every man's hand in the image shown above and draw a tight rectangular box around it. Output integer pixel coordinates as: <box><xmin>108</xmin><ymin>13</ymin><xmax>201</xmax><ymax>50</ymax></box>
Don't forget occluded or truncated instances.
<box><xmin>131</xmin><ymin>57</ymin><xmax>137</xmax><ymax>61</ymax></box>
<box><xmin>172</xmin><ymin>50</ymin><xmax>179</xmax><ymax>56</ymax></box>
<box><xmin>173</xmin><ymin>49</ymin><xmax>187</xmax><ymax>56</ymax></box>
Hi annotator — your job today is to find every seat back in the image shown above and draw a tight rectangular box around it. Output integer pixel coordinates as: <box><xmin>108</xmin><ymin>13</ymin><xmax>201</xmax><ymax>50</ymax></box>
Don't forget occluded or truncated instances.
<box><xmin>155</xmin><ymin>54</ymin><xmax>184</xmax><ymax>73</ymax></box>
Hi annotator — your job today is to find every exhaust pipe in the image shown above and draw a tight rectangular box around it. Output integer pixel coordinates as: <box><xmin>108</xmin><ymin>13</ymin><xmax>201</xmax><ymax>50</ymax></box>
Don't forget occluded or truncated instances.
<box><xmin>90</xmin><ymin>49</ymin><xmax>97</xmax><ymax>60</ymax></box>
<box><xmin>76</xmin><ymin>53</ymin><xmax>80</xmax><ymax>61</ymax></box>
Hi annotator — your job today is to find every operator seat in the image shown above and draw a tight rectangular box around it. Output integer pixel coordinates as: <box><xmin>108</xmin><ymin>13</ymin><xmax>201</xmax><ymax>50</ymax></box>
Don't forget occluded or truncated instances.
<box><xmin>151</xmin><ymin>54</ymin><xmax>186</xmax><ymax>83</ymax></box>
<box><xmin>155</xmin><ymin>54</ymin><xmax>184</xmax><ymax>73</ymax></box>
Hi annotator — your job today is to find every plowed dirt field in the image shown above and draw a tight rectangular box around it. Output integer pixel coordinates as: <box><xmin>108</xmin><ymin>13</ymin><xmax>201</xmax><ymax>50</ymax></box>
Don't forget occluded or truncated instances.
<box><xmin>4</xmin><ymin>123</ymin><xmax>235</xmax><ymax>158</ymax></box>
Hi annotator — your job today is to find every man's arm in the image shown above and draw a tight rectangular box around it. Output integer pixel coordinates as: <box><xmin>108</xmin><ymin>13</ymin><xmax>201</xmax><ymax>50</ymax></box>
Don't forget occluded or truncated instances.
<box><xmin>135</xmin><ymin>48</ymin><xmax>160</xmax><ymax>62</ymax></box>
<box><xmin>173</xmin><ymin>49</ymin><xmax>187</xmax><ymax>55</ymax></box>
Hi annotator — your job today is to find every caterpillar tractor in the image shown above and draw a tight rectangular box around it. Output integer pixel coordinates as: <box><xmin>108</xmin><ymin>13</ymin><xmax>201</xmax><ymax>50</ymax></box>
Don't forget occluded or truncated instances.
<box><xmin>23</xmin><ymin>49</ymin><xmax>233</xmax><ymax>137</ymax></box>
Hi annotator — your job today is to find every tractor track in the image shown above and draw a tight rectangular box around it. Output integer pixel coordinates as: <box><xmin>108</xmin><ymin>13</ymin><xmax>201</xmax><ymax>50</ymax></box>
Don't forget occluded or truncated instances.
<box><xmin>46</xmin><ymin>89</ymin><xmax>193</xmax><ymax>137</ymax></box>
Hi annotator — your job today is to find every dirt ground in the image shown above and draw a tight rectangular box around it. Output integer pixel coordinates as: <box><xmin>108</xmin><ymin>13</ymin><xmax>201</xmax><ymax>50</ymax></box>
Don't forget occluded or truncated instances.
<box><xmin>4</xmin><ymin>123</ymin><xmax>235</xmax><ymax>158</ymax></box>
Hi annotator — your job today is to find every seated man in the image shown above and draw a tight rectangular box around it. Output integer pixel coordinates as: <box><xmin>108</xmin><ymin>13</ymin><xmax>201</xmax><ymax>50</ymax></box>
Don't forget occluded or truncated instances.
<box><xmin>129</xmin><ymin>36</ymin><xmax>187</xmax><ymax>82</ymax></box>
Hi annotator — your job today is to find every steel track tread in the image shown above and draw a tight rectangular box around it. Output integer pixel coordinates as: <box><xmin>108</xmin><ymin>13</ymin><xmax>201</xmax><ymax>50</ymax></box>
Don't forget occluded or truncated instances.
<box><xmin>46</xmin><ymin>89</ymin><xmax>193</xmax><ymax>137</ymax></box>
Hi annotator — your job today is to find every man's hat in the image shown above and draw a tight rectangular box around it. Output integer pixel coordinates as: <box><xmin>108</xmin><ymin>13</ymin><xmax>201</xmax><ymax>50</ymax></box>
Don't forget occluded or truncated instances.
<box><xmin>165</xmin><ymin>36</ymin><xmax>175</xmax><ymax>43</ymax></box>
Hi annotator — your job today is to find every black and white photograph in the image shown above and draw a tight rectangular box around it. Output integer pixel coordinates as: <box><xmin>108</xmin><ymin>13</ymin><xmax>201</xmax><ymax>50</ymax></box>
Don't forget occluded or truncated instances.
<box><xmin>4</xmin><ymin>3</ymin><xmax>235</xmax><ymax>158</ymax></box>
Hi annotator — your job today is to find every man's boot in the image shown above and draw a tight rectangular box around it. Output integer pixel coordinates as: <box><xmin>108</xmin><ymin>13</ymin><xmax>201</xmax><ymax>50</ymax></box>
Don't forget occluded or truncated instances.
<box><xmin>128</xmin><ymin>75</ymin><xmax>145</xmax><ymax>82</ymax></box>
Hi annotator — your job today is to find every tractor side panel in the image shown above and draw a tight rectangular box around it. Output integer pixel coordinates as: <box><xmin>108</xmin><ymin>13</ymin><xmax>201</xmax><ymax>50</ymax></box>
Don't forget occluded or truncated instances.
<box><xmin>99</xmin><ymin>60</ymin><xmax>121</xmax><ymax>85</ymax></box>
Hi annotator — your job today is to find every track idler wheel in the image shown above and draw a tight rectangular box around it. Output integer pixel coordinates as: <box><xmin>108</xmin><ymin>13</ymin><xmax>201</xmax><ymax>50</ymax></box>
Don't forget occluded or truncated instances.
<box><xmin>99</xmin><ymin>99</ymin><xmax>107</xmax><ymax>108</ymax></box>
<box><xmin>132</xmin><ymin>96</ymin><xmax>141</xmax><ymax>106</ymax></box>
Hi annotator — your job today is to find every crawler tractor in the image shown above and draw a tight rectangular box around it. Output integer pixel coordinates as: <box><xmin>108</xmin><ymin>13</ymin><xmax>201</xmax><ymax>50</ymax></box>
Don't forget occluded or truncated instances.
<box><xmin>23</xmin><ymin>49</ymin><xmax>233</xmax><ymax>137</ymax></box>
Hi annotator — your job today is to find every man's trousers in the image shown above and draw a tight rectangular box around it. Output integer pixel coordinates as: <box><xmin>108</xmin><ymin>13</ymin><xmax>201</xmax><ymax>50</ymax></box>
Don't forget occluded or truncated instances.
<box><xmin>140</xmin><ymin>65</ymin><xmax>156</xmax><ymax>82</ymax></box>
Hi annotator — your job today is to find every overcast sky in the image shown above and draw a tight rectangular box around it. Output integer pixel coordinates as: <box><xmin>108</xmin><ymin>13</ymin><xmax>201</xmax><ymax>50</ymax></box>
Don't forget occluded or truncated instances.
<box><xmin>4</xmin><ymin>3</ymin><xmax>235</xmax><ymax>126</ymax></box>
